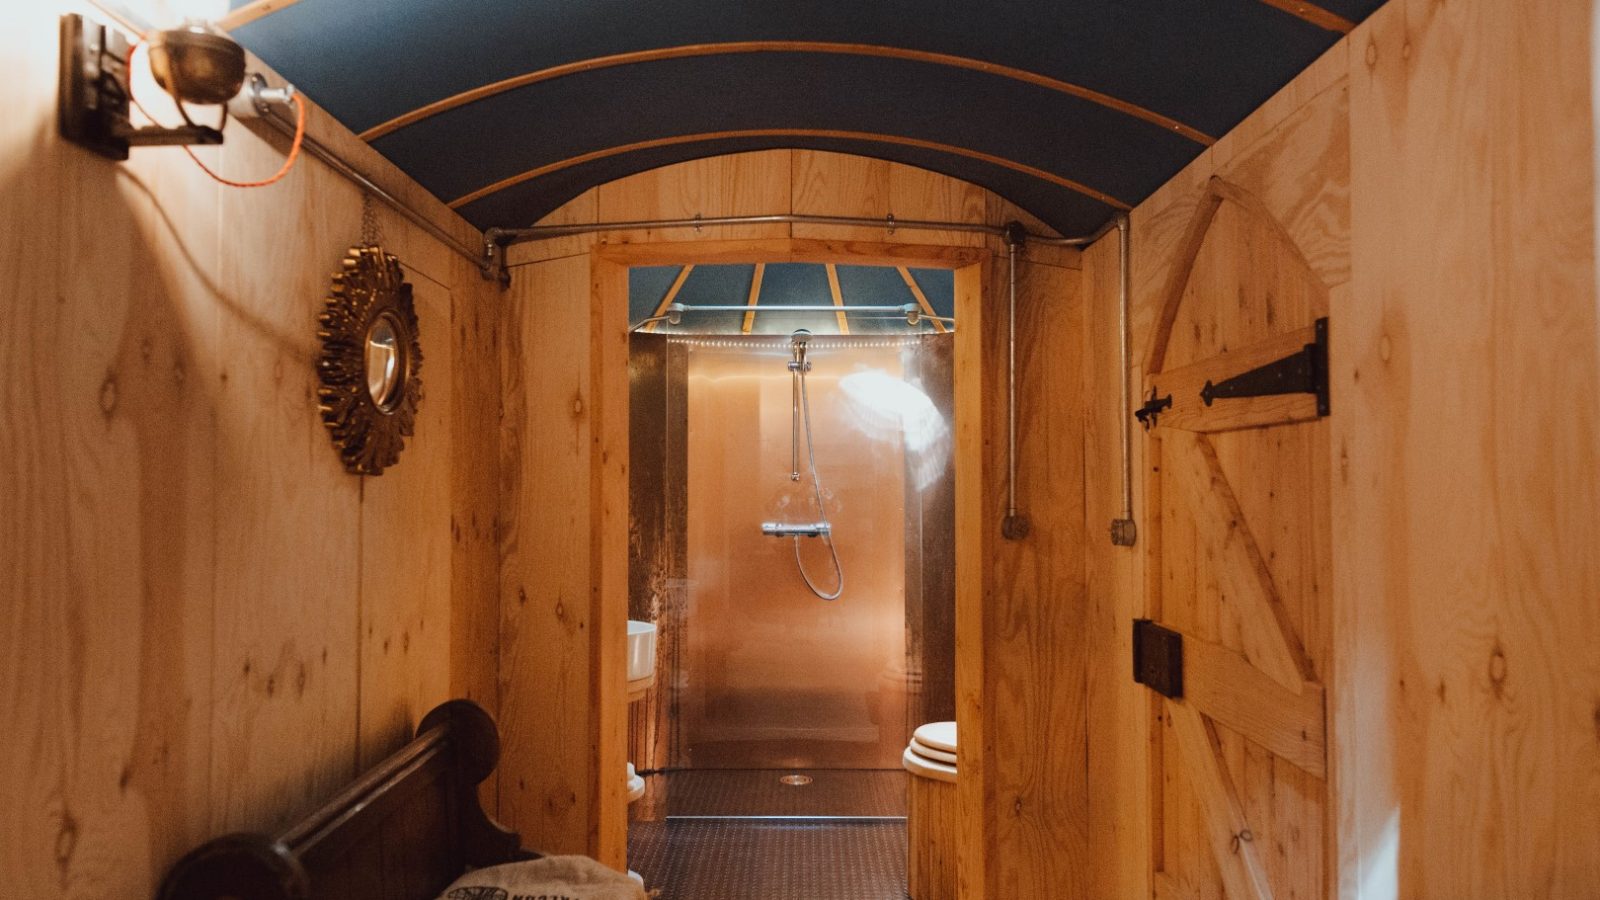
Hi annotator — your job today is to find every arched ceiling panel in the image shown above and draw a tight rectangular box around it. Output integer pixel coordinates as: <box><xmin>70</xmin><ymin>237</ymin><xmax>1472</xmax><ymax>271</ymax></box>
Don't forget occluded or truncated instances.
<box><xmin>228</xmin><ymin>0</ymin><xmax>1386</xmax><ymax>236</ymax></box>
<box><xmin>369</xmin><ymin>54</ymin><xmax>1196</xmax><ymax>209</ymax></box>
<box><xmin>232</xmin><ymin>0</ymin><xmax>1362</xmax><ymax>137</ymax></box>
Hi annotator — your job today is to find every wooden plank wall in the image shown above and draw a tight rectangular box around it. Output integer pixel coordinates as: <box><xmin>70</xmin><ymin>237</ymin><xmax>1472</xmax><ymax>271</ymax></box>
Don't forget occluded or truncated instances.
<box><xmin>972</xmin><ymin>240</ymin><xmax>1089</xmax><ymax>899</ymax></box>
<box><xmin>0</xmin><ymin>3</ymin><xmax>500</xmax><ymax>896</ymax></box>
<box><xmin>1082</xmin><ymin>0</ymin><xmax>1600</xmax><ymax>896</ymax></box>
<box><xmin>498</xmin><ymin>149</ymin><xmax>1090</xmax><ymax>885</ymax></box>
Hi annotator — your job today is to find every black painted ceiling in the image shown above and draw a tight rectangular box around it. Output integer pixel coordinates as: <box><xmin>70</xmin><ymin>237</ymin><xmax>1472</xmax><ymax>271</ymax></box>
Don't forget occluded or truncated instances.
<box><xmin>229</xmin><ymin>0</ymin><xmax>1382</xmax><ymax>237</ymax></box>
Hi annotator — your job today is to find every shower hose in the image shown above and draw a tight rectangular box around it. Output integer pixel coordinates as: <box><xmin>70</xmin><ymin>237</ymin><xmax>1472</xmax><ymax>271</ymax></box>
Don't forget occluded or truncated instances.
<box><xmin>794</xmin><ymin>364</ymin><xmax>845</xmax><ymax>600</ymax></box>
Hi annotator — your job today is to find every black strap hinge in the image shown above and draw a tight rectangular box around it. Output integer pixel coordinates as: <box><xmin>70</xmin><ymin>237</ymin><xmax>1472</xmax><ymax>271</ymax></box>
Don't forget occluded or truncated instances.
<box><xmin>1200</xmin><ymin>317</ymin><xmax>1329</xmax><ymax>416</ymax></box>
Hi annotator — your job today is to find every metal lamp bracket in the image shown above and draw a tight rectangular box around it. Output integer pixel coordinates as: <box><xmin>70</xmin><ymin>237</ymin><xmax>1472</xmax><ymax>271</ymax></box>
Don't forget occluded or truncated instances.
<box><xmin>58</xmin><ymin>14</ymin><xmax>225</xmax><ymax>161</ymax></box>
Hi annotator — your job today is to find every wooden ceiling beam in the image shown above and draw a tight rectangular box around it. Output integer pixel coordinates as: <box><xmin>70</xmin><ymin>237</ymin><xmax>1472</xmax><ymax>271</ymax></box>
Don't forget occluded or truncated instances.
<box><xmin>825</xmin><ymin>264</ymin><xmax>850</xmax><ymax>335</ymax></box>
<box><xmin>218</xmin><ymin>0</ymin><xmax>304</xmax><ymax>32</ymax></box>
<box><xmin>1256</xmin><ymin>0</ymin><xmax>1355</xmax><ymax>34</ymax></box>
<box><xmin>742</xmin><ymin>263</ymin><xmax>765</xmax><ymax>334</ymax></box>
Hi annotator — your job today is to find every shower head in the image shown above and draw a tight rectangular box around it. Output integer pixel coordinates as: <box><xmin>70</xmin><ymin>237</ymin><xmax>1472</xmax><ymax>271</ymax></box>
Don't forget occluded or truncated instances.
<box><xmin>788</xmin><ymin>329</ymin><xmax>812</xmax><ymax>372</ymax></box>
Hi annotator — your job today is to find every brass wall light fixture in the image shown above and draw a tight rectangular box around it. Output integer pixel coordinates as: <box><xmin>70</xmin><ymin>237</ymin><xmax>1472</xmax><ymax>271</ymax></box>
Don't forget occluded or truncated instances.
<box><xmin>59</xmin><ymin>13</ymin><xmax>246</xmax><ymax>159</ymax></box>
<box><xmin>58</xmin><ymin>12</ymin><xmax>305</xmax><ymax>187</ymax></box>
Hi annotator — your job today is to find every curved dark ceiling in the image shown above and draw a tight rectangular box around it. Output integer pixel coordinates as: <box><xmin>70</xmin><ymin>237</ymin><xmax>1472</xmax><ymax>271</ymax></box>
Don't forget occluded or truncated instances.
<box><xmin>228</xmin><ymin>0</ymin><xmax>1382</xmax><ymax>236</ymax></box>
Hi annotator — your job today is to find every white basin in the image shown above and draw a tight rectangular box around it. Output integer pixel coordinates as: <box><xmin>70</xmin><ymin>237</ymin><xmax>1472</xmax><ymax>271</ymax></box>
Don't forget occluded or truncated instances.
<box><xmin>627</xmin><ymin>620</ymin><xmax>657</xmax><ymax>682</ymax></box>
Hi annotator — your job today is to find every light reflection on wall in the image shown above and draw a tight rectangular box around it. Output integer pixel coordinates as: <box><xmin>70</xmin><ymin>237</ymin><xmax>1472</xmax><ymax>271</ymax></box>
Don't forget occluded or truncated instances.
<box><xmin>838</xmin><ymin>368</ymin><xmax>951</xmax><ymax>493</ymax></box>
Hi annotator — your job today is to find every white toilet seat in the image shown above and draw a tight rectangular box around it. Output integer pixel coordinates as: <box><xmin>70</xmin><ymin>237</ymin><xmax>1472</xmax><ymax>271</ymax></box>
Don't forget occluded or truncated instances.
<box><xmin>909</xmin><ymin>737</ymin><xmax>956</xmax><ymax>765</ymax></box>
<box><xmin>913</xmin><ymin>721</ymin><xmax>957</xmax><ymax>754</ymax></box>
<box><xmin>626</xmin><ymin>762</ymin><xmax>645</xmax><ymax>803</ymax></box>
<box><xmin>902</xmin><ymin>745</ymin><xmax>958</xmax><ymax>784</ymax></box>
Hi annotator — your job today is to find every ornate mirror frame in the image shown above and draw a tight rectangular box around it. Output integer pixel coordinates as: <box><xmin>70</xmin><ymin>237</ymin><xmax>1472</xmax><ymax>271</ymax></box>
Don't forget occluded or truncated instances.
<box><xmin>316</xmin><ymin>245</ymin><xmax>423</xmax><ymax>475</ymax></box>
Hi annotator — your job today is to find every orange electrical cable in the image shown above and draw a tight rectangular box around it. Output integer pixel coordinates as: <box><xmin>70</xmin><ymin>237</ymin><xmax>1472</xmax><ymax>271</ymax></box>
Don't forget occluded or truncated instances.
<box><xmin>126</xmin><ymin>38</ymin><xmax>308</xmax><ymax>188</ymax></box>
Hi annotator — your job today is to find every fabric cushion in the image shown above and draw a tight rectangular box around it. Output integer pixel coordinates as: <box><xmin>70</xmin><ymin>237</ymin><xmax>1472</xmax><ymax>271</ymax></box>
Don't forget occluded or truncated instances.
<box><xmin>439</xmin><ymin>855</ymin><xmax>647</xmax><ymax>900</ymax></box>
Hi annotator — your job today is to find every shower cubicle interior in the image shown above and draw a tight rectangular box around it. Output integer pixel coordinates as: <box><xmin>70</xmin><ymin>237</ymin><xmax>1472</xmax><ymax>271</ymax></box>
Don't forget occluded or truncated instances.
<box><xmin>627</xmin><ymin>263</ymin><xmax>956</xmax><ymax>819</ymax></box>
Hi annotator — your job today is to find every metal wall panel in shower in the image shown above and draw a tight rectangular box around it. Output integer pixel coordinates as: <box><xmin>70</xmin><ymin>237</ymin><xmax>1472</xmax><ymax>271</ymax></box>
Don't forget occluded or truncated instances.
<box><xmin>627</xmin><ymin>334</ymin><xmax>954</xmax><ymax>773</ymax></box>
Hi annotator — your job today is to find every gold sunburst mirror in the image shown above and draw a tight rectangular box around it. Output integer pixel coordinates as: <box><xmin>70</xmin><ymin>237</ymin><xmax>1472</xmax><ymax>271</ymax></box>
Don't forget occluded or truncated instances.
<box><xmin>316</xmin><ymin>245</ymin><xmax>423</xmax><ymax>475</ymax></box>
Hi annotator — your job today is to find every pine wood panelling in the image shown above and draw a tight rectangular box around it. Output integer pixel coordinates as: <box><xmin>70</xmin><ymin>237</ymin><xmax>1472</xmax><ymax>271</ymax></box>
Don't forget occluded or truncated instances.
<box><xmin>1</xmin><ymin>4</ymin><xmax>497</xmax><ymax>895</ymax></box>
<box><xmin>1087</xmin><ymin>57</ymin><xmax>1345</xmax><ymax>900</ymax></box>
<box><xmin>589</xmin><ymin>255</ymin><xmax>631</xmax><ymax>869</ymax></box>
<box><xmin>498</xmin><ymin>253</ymin><xmax>598</xmax><ymax>857</ymax></box>
<box><xmin>505</xmin><ymin>150</ymin><xmax>1084</xmax><ymax>270</ymax></box>
<box><xmin>1179</xmin><ymin>632</ymin><xmax>1326</xmax><ymax>778</ymax></box>
<box><xmin>791</xmin><ymin>150</ymin><xmax>891</xmax><ymax>241</ymax></box>
<box><xmin>1</xmin><ymin>4</ymin><xmax>222</xmax><ymax>885</ymax></box>
<box><xmin>1164</xmin><ymin>431</ymin><xmax>1313</xmax><ymax>693</ymax></box>
<box><xmin>449</xmin><ymin>251</ymin><xmax>504</xmax><ymax>803</ymax></box>
<box><xmin>1142</xmin><ymin>187</ymin><xmax>1333</xmax><ymax>899</ymax></box>
<box><xmin>595</xmin><ymin>150</ymin><xmax>792</xmax><ymax>244</ymax></box>
<box><xmin>1082</xmin><ymin>233</ymin><xmax>1151</xmax><ymax>900</ymax></box>
<box><xmin>952</xmin><ymin>257</ymin><xmax>991</xmax><ymax>900</ymax></box>
<box><xmin>909</xmin><ymin>775</ymin><xmax>960</xmax><ymax>900</ymax></box>
<box><xmin>211</xmin><ymin>109</ymin><xmax>365</xmax><ymax>833</ymax></box>
<box><xmin>593</xmin><ymin>237</ymin><xmax>985</xmax><ymax>269</ymax></box>
<box><xmin>889</xmin><ymin>163</ymin><xmax>990</xmax><ymax>248</ymax></box>
<box><xmin>359</xmin><ymin>271</ymin><xmax>455</xmax><ymax>768</ymax></box>
<box><xmin>1167</xmin><ymin>700</ymin><xmax>1274</xmax><ymax>900</ymax></box>
<box><xmin>1086</xmin><ymin>2</ymin><xmax>1599</xmax><ymax>898</ymax></box>
<box><xmin>964</xmin><ymin>254</ymin><xmax>1090</xmax><ymax>899</ymax></box>
<box><xmin>1340</xmin><ymin>0</ymin><xmax>1600</xmax><ymax>894</ymax></box>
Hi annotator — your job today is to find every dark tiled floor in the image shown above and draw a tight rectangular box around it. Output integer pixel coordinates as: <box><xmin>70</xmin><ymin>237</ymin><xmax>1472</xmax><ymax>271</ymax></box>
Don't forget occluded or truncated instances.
<box><xmin>629</xmin><ymin>769</ymin><xmax>908</xmax><ymax>898</ymax></box>
<box><xmin>639</xmin><ymin>769</ymin><xmax>908</xmax><ymax>819</ymax></box>
<box><xmin>629</xmin><ymin>819</ymin><xmax>907</xmax><ymax>900</ymax></box>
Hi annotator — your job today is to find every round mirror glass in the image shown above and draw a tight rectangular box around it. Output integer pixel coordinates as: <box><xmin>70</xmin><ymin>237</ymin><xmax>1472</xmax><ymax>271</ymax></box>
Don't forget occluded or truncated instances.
<box><xmin>365</xmin><ymin>314</ymin><xmax>404</xmax><ymax>411</ymax></box>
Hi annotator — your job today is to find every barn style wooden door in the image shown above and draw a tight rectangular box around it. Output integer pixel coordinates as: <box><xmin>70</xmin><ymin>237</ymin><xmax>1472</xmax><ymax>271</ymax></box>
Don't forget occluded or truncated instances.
<box><xmin>1137</xmin><ymin>176</ymin><xmax>1334</xmax><ymax>900</ymax></box>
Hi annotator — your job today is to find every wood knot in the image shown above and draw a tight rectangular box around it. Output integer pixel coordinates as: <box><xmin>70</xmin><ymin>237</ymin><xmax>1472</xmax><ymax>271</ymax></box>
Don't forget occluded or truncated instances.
<box><xmin>1365</xmin><ymin>39</ymin><xmax>1378</xmax><ymax>68</ymax></box>
<box><xmin>98</xmin><ymin>372</ymin><xmax>118</xmax><ymax>418</ymax></box>
<box><xmin>1488</xmin><ymin>641</ymin><xmax>1508</xmax><ymax>697</ymax></box>
<box><xmin>55</xmin><ymin>809</ymin><xmax>78</xmax><ymax>872</ymax></box>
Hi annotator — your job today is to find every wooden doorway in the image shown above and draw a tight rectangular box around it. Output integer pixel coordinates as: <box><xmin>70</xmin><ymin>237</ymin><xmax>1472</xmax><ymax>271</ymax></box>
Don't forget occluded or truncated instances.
<box><xmin>590</xmin><ymin>237</ymin><xmax>987</xmax><ymax>868</ymax></box>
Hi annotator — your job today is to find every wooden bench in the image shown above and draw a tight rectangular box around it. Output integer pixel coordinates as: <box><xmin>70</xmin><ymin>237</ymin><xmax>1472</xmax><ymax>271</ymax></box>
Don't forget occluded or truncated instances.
<box><xmin>158</xmin><ymin>699</ymin><xmax>533</xmax><ymax>900</ymax></box>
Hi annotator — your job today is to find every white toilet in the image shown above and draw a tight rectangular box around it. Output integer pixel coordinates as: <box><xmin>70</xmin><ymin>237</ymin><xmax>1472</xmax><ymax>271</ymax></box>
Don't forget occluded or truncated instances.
<box><xmin>903</xmin><ymin>720</ymin><xmax>957</xmax><ymax>779</ymax></box>
<box><xmin>626</xmin><ymin>761</ymin><xmax>646</xmax><ymax>803</ymax></box>
<box><xmin>904</xmin><ymin>721</ymin><xmax>957</xmax><ymax>900</ymax></box>
<box><xmin>626</xmin><ymin>762</ymin><xmax>646</xmax><ymax>888</ymax></box>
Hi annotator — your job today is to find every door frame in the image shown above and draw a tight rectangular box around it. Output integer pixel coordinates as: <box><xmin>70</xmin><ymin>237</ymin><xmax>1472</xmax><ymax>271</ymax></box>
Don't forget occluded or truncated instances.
<box><xmin>588</xmin><ymin>237</ymin><xmax>989</xmax><ymax>871</ymax></box>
